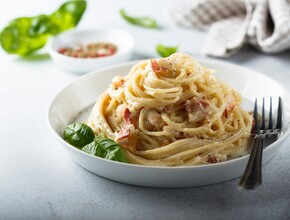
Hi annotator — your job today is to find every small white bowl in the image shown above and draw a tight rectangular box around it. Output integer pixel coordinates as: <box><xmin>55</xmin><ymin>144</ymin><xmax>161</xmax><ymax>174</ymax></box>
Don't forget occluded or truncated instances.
<box><xmin>49</xmin><ymin>28</ymin><xmax>135</xmax><ymax>73</ymax></box>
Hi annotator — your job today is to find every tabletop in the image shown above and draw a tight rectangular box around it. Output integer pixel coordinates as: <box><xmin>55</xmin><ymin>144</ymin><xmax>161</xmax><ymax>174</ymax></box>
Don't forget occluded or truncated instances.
<box><xmin>0</xmin><ymin>0</ymin><xmax>290</xmax><ymax>219</ymax></box>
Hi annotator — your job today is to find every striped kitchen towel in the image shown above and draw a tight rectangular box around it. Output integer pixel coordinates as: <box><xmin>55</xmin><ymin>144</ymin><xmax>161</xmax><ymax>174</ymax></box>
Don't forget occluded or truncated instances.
<box><xmin>169</xmin><ymin>0</ymin><xmax>290</xmax><ymax>57</ymax></box>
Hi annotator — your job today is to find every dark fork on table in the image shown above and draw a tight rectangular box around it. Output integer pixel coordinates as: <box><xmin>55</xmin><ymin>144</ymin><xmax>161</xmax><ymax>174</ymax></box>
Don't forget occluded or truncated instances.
<box><xmin>239</xmin><ymin>97</ymin><xmax>282</xmax><ymax>189</ymax></box>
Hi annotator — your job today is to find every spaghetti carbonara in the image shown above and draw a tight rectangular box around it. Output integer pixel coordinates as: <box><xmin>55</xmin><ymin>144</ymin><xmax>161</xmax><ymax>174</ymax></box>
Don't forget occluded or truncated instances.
<box><xmin>87</xmin><ymin>53</ymin><xmax>252</xmax><ymax>166</ymax></box>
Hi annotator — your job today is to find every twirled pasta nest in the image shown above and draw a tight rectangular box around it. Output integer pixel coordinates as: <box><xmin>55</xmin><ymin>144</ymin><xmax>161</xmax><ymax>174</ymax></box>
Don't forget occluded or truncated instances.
<box><xmin>87</xmin><ymin>53</ymin><xmax>252</xmax><ymax>166</ymax></box>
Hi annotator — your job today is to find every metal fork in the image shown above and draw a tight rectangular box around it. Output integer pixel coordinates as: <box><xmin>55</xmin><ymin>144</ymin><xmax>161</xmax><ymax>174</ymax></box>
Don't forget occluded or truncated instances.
<box><xmin>239</xmin><ymin>97</ymin><xmax>282</xmax><ymax>189</ymax></box>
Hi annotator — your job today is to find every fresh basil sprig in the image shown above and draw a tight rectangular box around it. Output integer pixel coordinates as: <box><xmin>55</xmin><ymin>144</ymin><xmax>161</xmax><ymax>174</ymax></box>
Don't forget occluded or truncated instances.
<box><xmin>0</xmin><ymin>0</ymin><xmax>86</xmax><ymax>56</ymax></box>
<box><xmin>120</xmin><ymin>9</ymin><xmax>158</xmax><ymax>29</ymax></box>
<box><xmin>63</xmin><ymin>123</ymin><xmax>127</xmax><ymax>163</ymax></box>
<box><xmin>63</xmin><ymin>122</ymin><xmax>95</xmax><ymax>149</ymax></box>
<box><xmin>82</xmin><ymin>137</ymin><xmax>127</xmax><ymax>163</ymax></box>
<box><xmin>156</xmin><ymin>44</ymin><xmax>178</xmax><ymax>57</ymax></box>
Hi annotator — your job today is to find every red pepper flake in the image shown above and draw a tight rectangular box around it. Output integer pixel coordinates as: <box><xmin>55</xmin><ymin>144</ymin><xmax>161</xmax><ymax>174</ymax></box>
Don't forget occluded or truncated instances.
<box><xmin>58</xmin><ymin>48</ymin><xmax>67</xmax><ymax>54</ymax></box>
<box><xmin>58</xmin><ymin>42</ymin><xmax>117</xmax><ymax>58</ymax></box>
<box><xmin>97</xmin><ymin>53</ymin><xmax>106</xmax><ymax>57</ymax></box>
<box><xmin>109</xmin><ymin>46</ymin><xmax>115</xmax><ymax>52</ymax></box>
<box><xmin>109</xmin><ymin>48</ymin><xmax>115</xmax><ymax>55</ymax></box>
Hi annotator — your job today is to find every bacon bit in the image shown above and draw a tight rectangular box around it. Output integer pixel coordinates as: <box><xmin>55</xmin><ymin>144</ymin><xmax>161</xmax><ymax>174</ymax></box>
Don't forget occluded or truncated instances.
<box><xmin>184</xmin><ymin>97</ymin><xmax>209</xmax><ymax>124</ymax></box>
<box><xmin>179</xmin><ymin>101</ymin><xmax>186</xmax><ymax>107</ymax></box>
<box><xmin>224</xmin><ymin>103</ymin><xmax>236</xmax><ymax>118</ymax></box>
<box><xmin>145</xmin><ymin>109</ymin><xmax>165</xmax><ymax>131</ymax></box>
<box><xmin>224</xmin><ymin>109</ymin><xmax>229</xmax><ymax>118</ymax></box>
<box><xmin>174</xmin><ymin>131</ymin><xmax>185</xmax><ymax>140</ymax></box>
<box><xmin>122</xmin><ymin>108</ymin><xmax>132</xmax><ymax>125</ymax></box>
<box><xmin>131</xmin><ymin>109</ymin><xmax>141</xmax><ymax>128</ymax></box>
<box><xmin>116</xmin><ymin>128</ymin><xmax>130</xmax><ymax>140</ymax></box>
<box><xmin>116</xmin><ymin>127</ymin><xmax>138</xmax><ymax>152</ymax></box>
<box><xmin>151</xmin><ymin>59</ymin><xmax>160</xmax><ymax>72</ymax></box>
<box><xmin>162</xmin><ymin>106</ymin><xmax>170</xmax><ymax>112</ymax></box>
<box><xmin>199</xmin><ymin>97</ymin><xmax>209</xmax><ymax>109</ymax></box>
<box><xmin>112</xmin><ymin>78</ymin><xmax>125</xmax><ymax>90</ymax></box>
<box><xmin>207</xmin><ymin>155</ymin><xmax>218</xmax><ymax>163</ymax></box>
<box><xmin>151</xmin><ymin>59</ymin><xmax>172</xmax><ymax>77</ymax></box>
<box><xmin>184</xmin><ymin>100</ymin><xmax>196</xmax><ymax>113</ymax></box>
<box><xmin>184</xmin><ymin>97</ymin><xmax>209</xmax><ymax>113</ymax></box>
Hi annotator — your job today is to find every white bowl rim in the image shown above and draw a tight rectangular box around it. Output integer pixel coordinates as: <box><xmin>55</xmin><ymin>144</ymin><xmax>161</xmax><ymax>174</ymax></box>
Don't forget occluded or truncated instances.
<box><xmin>47</xmin><ymin>58</ymin><xmax>290</xmax><ymax>170</ymax></box>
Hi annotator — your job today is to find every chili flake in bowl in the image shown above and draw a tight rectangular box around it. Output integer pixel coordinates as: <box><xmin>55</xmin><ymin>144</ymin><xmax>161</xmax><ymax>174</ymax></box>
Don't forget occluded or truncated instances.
<box><xmin>49</xmin><ymin>29</ymin><xmax>135</xmax><ymax>73</ymax></box>
<box><xmin>58</xmin><ymin>42</ymin><xmax>117</xmax><ymax>58</ymax></box>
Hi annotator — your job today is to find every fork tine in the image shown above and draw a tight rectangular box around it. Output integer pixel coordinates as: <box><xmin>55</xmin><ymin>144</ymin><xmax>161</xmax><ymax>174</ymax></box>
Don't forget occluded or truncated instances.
<box><xmin>261</xmin><ymin>98</ymin><xmax>265</xmax><ymax>130</ymax></box>
<box><xmin>268</xmin><ymin>97</ymin><xmax>273</xmax><ymax>129</ymax></box>
<box><xmin>276</xmin><ymin>97</ymin><xmax>282</xmax><ymax>129</ymax></box>
<box><xmin>240</xmin><ymin>97</ymin><xmax>282</xmax><ymax>189</ymax></box>
<box><xmin>253</xmin><ymin>98</ymin><xmax>259</xmax><ymax>132</ymax></box>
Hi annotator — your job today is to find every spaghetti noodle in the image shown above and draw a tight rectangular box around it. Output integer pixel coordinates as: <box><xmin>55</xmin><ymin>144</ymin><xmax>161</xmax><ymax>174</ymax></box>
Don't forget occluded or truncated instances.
<box><xmin>87</xmin><ymin>53</ymin><xmax>252</xmax><ymax>166</ymax></box>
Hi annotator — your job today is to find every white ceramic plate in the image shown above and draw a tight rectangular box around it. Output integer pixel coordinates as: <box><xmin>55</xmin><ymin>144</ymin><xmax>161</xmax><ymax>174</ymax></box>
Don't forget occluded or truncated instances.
<box><xmin>47</xmin><ymin>59</ymin><xmax>290</xmax><ymax>188</ymax></box>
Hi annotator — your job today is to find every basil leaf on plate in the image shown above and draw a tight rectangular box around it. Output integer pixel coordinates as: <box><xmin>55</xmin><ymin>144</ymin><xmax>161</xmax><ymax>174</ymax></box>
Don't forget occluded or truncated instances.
<box><xmin>63</xmin><ymin>122</ymin><xmax>95</xmax><ymax>149</ymax></box>
<box><xmin>82</xmin><ymin>136</ymin><xmax>128</xmax><ymax>163</ymax></box>
<box><xmin>120</xmin><ymin>9</ymin><xmax>158</xmax><ymax>29</ymax></box>
<box><xmin>156</xmin><ymin>44</ymin><xmax>178</xmax><ymax>57</ymax></box>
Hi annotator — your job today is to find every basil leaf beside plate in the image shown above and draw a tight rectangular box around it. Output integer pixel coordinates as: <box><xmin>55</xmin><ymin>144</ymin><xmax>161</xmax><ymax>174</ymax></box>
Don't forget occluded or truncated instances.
<box><xmin>156</xmin><ymin>44</ymin><xmax>178</xmax><ymax>57</ymax></box>
<box><xmin>50</xmin><ymin>0</ymin><xmax>87</xmax><ymax>33</ymax></box>
<box><xmin>0</xmin><ymin>0</ymin><xmax>86</xmax><ymax>56</ymax></box>
<box><xmin>120</xmin><ymin>9</ymin><xmax>158</xmax><ymax>29</ymax></box>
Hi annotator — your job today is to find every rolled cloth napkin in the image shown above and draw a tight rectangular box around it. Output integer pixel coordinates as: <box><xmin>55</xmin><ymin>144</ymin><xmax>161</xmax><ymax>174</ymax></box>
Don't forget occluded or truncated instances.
<box><xmin>169</xmin><ymin>0</ymin><xmax>290</xmax><ymax>57</ymax></box>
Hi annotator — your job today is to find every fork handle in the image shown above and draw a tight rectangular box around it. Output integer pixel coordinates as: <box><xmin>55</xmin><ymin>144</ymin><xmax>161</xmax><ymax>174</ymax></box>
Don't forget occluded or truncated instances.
<box><xmin>239</xmin><ymin>134</ymin><xmax>265</xmax><ymax>189</ymax></box>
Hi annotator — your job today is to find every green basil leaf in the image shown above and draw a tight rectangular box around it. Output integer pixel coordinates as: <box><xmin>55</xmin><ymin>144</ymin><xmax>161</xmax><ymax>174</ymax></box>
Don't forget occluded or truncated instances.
<box><xmin>82</xmin><ymin>136</ymin><xmax>127</xmax><ymax>163</ymax></box>
<box><xmin>156</xmin><ymin>44</ymin><xmax>178</xmax><ymax>57</ymax></box>
<box><xmin>0</xmin><ymin>0</ymin><xmax>86</xmax><ymax>56</ymax></box>
<box><xmin>120</xmin><ymin>9</ymin><xmax>158</xmax><ymax>29</ymax></box>
<box><xmin>29</xmin><ymin>15</ymin><xmax>58</xmax><ymax>36</ymax></box>
<box><xmin>50</xmin><ymin>0</ymin><xmax>87</xmax><ymax>34</ymax></box>
<box><xmin>63</xmin><ymin>123</ymin><xmax>95</xmax><ymax>149</ymax></box>
<box><xmin>0</xmin><ymin>17</ymin><xmax>50</xmax><ymax>55</ymax></box>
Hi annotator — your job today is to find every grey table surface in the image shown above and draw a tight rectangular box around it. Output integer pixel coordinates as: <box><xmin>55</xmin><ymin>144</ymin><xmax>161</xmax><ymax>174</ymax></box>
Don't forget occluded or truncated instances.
<box><xmin>0</xmin><ymin>0</ymin><xmax>290</xmax><ymax>219</ymax></box>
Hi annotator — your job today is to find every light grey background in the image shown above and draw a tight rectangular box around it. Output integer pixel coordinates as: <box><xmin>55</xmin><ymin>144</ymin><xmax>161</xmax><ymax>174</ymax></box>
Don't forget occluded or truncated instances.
<box><xmin>0</xmin><ymin>0</ymin><xmax>289</xmax><ymax>219</ymax></box>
